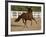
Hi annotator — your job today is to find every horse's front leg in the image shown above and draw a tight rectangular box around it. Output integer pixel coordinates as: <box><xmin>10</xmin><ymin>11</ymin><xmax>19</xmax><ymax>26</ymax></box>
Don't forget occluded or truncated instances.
<box><xmin>22</xmin><ymin>19</ymin><xmax>28</xmax><ymax>28</ymax></box>
<box><xmin>31</xmin><ymin>19</ymin><xmax>32</xmax><ymax>26</ymax></box>
<box><xmin>23</xmin><ymin>20</ymin><xmax>27</xmax><ymax>27</ymax></box>
<box><xmin>22</xmin><ymin>19</ymin><xmax>26</xmax><ymax>28</ymax></box>
<box><xmin>24</xmin><ymin>20</ymin><xmax>28</xmax><ymax>28</ymax></box>
<box><xmin>22</xmin><ymin>19</ymin><xmax>27</xmax><ymax>30</ymax></box>
<box><xmin>22</xmin><ymin>18</ymin><xmax>25</xmax><ymax>23</ymax></box>
<box><xmin>32</xmin><ymin>18</ymin><xmax>37</xmax><ymax>24</ymax></box>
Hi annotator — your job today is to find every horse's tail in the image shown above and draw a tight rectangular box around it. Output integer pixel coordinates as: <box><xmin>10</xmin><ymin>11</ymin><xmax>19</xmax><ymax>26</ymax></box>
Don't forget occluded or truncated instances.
<box><xmin>15</xmin><ymin>15</ymin><xmax>22</xmax><ymax>22</ymax></box>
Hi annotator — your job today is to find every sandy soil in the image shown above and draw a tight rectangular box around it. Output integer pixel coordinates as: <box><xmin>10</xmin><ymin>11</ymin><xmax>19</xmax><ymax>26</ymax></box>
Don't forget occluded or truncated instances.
<box><xmin>11</xmin><ymin>17</ymin><xmax>41</xmax><ymax>32</ymax></box>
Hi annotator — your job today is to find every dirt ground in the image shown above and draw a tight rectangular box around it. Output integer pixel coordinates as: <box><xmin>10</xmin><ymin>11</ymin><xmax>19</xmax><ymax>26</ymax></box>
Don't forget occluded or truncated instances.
<box><xmin>11</xmin><ymin>17</ymin><xmax>41</xmax><ymax>32</ymax></box>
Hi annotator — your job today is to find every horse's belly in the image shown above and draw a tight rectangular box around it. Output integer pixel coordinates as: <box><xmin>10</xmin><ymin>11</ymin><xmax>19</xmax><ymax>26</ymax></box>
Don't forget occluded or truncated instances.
<box><xmin>25</xmin><ymin>17</ymin><xmax>31</xmax><ymax>20</ymax></box>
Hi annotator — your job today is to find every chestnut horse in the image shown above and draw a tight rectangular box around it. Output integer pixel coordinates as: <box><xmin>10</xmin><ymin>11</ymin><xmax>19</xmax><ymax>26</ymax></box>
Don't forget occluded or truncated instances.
<box><xmin>15</xmin><ymin>8</ymin><xmax>37</xmax><ymax>28</ymax></box>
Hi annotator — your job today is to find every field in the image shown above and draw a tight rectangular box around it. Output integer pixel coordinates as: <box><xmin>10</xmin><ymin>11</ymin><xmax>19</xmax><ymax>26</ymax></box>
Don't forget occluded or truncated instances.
<box><xmin>11</xmin><ymin>17</ymin><xmax>41</xmax><ymax>32</ymax></box>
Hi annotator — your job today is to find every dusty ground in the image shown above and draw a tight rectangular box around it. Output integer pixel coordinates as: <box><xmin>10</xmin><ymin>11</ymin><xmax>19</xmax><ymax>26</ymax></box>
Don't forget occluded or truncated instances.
<box><xmin>11</xmin><ymin>17</ymin><xmax>41</xmax><ymax>32</ymax></box>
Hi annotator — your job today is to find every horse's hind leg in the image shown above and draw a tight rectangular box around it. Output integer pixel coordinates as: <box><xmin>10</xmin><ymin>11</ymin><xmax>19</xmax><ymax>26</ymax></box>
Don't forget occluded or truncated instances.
<box><xmin>32</xmin><ymin>18</ymin><xmax>37</xmax><ymax>24</ymax></box>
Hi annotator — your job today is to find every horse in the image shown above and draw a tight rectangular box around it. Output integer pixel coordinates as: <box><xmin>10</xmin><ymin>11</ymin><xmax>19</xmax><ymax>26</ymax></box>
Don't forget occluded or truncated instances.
<box><xmin>15</xmin><ymin>8</ymin><xmax>37</xmax><ymax>28</ymax></box>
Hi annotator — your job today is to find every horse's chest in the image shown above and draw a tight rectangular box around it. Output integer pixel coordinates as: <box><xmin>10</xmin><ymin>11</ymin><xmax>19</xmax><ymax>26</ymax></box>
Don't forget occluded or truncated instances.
<box><xmin>28</xmin><ymin>14</ymin><xmax>32</xmax><ymax>18</ymax></box>
<box><xmin>26</xmin><ymin>14</ymin><xmax>32</xmax><ymax>19</ymax></box>
<box><xmin>23</xmin><ymin>13</ymin><xmax>32</xmax><ymax>20</ymax></box>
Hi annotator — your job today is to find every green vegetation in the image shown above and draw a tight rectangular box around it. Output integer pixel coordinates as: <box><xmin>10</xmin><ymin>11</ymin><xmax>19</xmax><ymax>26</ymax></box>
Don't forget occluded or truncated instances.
<box><xmin>11</xmin><ymin>5</ymin><xmax>41</xmax><ymax>12</ymax></box>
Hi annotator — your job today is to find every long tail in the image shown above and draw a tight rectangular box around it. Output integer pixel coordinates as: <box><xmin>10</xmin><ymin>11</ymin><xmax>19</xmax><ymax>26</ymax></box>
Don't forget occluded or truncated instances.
<box><xmin>15</xmin><ymin>15</ymin><xmax>22</xmax><ymax>22</ymax></box>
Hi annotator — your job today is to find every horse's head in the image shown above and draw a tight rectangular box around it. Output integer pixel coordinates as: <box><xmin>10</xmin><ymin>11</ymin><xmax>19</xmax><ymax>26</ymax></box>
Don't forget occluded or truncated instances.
<box><xmin>27</xmin><ymin>8</ymin><xmax>32</xmax><ymax>13</ymax></box>
<box><xmin>28</xmin><ymin>8</ymin><xmax>31</xmax><ymax>11</ymax></box>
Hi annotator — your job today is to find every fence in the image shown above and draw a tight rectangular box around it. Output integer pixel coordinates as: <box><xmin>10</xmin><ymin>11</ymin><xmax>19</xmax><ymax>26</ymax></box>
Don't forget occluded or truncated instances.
<box><xmin>11</xmin><ymin>11</ymin><xmax>41</xmax><ymax>18</ymax></box>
